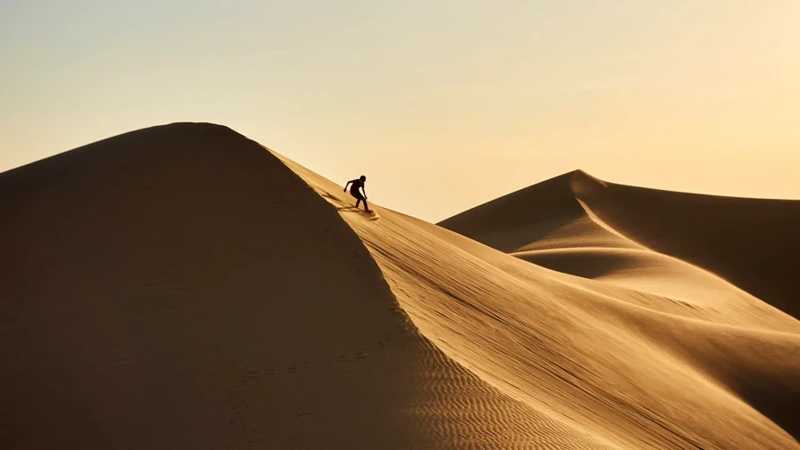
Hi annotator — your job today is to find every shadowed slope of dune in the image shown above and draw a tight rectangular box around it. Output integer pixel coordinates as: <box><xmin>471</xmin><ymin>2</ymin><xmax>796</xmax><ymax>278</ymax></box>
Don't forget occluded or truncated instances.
<box><xmin>576</xmin><ymin>174</ymin><xmax>800</xmax><ymax>320</ymax></box>
<box><xmin>2</xmin><ymin>123</ymin><xmax>605</xmax><ymax>449</ymax></box>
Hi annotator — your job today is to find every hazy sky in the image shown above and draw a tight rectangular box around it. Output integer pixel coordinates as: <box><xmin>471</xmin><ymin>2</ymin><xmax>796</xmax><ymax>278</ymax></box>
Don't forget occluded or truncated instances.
<box><xmin>2</xmin><ymin>1</ymin><xmax>798</xmax><ymax>221</ymax></box>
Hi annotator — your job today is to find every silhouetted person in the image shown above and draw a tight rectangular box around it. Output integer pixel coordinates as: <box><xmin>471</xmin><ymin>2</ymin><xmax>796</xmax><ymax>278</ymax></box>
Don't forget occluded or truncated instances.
<box><xmin>344</xmin><ymin>175</ymin><xmax>369</xmax><ymax>211</ymax></box>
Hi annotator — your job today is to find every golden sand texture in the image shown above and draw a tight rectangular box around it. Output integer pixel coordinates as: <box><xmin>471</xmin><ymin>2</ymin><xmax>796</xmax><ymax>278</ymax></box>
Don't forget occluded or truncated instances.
<box><xmin>2</xmin><ymin>123</ymin><xmax>798</xmax><ymax>449</ymax></box>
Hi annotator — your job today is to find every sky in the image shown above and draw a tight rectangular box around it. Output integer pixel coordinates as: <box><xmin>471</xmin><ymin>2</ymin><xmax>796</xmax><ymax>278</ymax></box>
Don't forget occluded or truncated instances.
<box><xmin>2</xmin><ymin>1</ymin><xmax>799</xmax><ymax>222</ymax></box>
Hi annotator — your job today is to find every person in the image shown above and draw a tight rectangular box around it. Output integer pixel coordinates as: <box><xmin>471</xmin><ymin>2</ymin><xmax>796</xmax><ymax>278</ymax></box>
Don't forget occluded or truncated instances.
<box><xmin>344</xmin><ymin>175</ymin><xmax>369</xmax><ymax>211</ymax></box>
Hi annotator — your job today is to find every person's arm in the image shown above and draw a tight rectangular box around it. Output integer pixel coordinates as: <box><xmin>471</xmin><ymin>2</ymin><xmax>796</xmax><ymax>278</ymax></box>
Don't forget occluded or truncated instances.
<box><xmin>344</xmin><ymin>180</ymin><xmax>351</xmax><ymax>192</ymax></box>
<box><xmin>361</xmin><ymin>186</ymin><xmax>367</xmax><ymax>199</ymax></box>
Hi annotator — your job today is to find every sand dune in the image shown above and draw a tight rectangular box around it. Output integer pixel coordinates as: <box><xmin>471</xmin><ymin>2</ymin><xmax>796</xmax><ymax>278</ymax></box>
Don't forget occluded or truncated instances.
<box><xmin>441</xmin><ymin>170</ymin><xmax>800</xmax><ymax>319</ymax></box>
<box><xmin>2</xmin><ymin>123</ymin><xmax>798</xmax><ymax>449</ymax></box>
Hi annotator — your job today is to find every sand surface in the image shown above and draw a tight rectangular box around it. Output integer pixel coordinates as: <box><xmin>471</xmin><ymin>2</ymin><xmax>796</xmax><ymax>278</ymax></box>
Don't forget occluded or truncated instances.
<box><xmin>2</xmin><ymin>123</ymin><xmax>798</xmax><ymax>449</ymax></box>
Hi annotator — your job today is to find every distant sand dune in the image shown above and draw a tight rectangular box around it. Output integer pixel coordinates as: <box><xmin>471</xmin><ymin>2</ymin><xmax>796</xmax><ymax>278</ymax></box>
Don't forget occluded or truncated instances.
<box><xmin>441</xmin><ymin>170</ymin><xmax>800</xmax><ymax>319</ymax></box>
<box><xmin>2</xmin><ymin>123</ymin><xmax>798</xmax><ymax>449</ymax></box>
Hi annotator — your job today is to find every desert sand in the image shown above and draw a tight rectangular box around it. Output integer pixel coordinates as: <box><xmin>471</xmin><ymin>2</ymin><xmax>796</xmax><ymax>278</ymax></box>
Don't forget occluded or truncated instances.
<box><xmin>2</xmin><ymin>123</ymin><xmax>798</xmax><ymax>449</ymax></box>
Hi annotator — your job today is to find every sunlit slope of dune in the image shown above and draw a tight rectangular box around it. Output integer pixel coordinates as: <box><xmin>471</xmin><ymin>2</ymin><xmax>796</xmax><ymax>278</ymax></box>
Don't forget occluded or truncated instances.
<box><xmin>2</xmin><ymin>123</ymin><xmax>606</xmax><ymax>449</ymax></box>
<box><xmin>440</xmin><ymin>170</ymin><xmax>800</xmax><ymax>319</ymax></box>
<box><xmin>281</xmin><ymin>155</ymin><xmax>800</xmax><ymax>449</ymax></box>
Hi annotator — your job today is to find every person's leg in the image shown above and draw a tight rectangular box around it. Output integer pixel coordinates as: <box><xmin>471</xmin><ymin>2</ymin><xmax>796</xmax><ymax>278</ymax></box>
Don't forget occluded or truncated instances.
<box><xmin>353</xmin><ymin>192</ymin><xmax>367</xmax><ymax>210</ymax></box>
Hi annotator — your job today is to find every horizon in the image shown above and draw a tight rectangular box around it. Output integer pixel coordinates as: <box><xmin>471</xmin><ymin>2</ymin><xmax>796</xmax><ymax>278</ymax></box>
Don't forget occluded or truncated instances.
<box><xmin>3</xmin><ymin>1</ymin><xmax>799</xmax><ymax>222</ymax></box>
<box><xmin>3</xmin><ymin>120</ymin><xmax>798</xmax><ymax>221</ymax></box>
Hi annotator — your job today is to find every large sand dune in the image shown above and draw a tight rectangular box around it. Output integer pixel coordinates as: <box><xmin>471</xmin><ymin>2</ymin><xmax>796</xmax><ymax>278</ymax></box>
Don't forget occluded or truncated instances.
<box><xmin>2</xmin><ymin>123</ymin><xmax>798</xmax><ymax>449</ymax></box>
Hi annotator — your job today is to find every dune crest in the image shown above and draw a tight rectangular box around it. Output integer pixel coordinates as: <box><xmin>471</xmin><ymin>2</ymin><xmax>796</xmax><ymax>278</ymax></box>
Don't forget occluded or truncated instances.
<box><xmin>286</xmin><ymin>155</ymin><xmax>800</xmax><ymax>449</ymax></box>
<box><xmin>441</xmin><ymin>170</ymin><xmax>800</xmax><ymax>319</ymax></box>
<box><xmin>2</xmin><ymin>123</ymin><xmax>798</xmax><ymax>449</ymax></box>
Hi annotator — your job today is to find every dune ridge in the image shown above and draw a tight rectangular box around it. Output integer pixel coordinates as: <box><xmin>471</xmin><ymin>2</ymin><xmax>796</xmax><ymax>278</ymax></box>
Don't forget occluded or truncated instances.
<box><xmin>2</xmin><ymin>123</ymin><xmax>798</xmax><ymax>449</ymax></box>
<box><xmin>440</xmin><ymin>170</ymin><xmax>800</xmax><ymax>319</ymax></box>
<box><xmin>285</xmin><ymin>155</ymin><xmax>800</xmax><ymax>449</ymax></box>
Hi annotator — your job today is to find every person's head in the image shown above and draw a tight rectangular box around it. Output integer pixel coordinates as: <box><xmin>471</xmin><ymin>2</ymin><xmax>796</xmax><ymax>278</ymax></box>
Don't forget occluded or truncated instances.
<box><xmin>359</xmin><ymin>175</ymin><xmax>366</xmax><ymax>182</ymax></box>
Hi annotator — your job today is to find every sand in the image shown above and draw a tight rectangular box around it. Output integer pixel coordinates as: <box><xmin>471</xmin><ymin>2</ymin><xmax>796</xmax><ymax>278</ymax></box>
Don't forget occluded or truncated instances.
<box><xmin>2</xmin><ymin>123</ymin><xmax>798</xmax><ymax>449</ymax></box>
